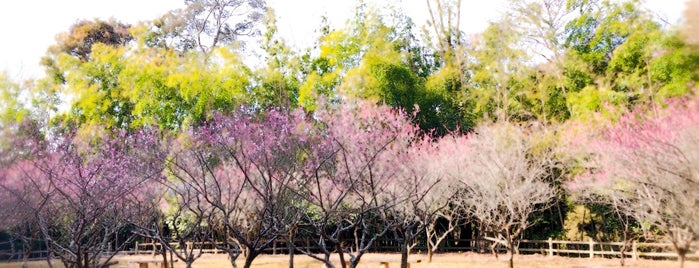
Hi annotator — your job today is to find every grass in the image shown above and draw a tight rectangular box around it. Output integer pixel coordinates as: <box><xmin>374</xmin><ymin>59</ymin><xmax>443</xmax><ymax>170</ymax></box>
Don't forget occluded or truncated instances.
<box><xmin>0</xmin><ymin>252</ymin><xmax>694</xmax><ymax>268</ymax></box>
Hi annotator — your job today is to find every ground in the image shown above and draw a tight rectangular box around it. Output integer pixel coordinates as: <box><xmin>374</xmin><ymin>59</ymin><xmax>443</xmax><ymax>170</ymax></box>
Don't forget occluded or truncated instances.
<box><xmin>0</xmin><ymin>252</ymin><xmax>695</xmax><ymax>268</ymax></box>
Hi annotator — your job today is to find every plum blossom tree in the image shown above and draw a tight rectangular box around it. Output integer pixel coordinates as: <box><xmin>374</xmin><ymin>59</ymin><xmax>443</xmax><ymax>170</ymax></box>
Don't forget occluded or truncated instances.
<box><xmin>417</xmin><ymin>135</ymin><xmax>467</xmax><ymax>263</ymax></box>
<box><xmin>376</xmin><ymin>119</ymin><xmax>436</xmax><ymax>268</ymax></box>
<box><xmin>164</xmin><ymin>108</ymin><xmax>309</xmax><ymax>268</ymax></box>
<box><xmin>0</xmin><ymin>120</ymin><xmax>48</xmax><ymax>267</ymax></box>
<box><xmin>0</xmin><ymin>126</ymin><xmax>164</xmax><ymax>268</ymax></box>
<box><xmin>570</xmin><ymin>99</ymin><xmax>699</xmax><ymax>268</ymax></box>
<box><xmin>444</xmin><ymin>122</ymin><xmax>559</xmax><ymax>268</ymax></box>
<box><xmin>292</xmin><ymin>99</ymin><xmax>420</xmax><ymax>268</ymax></box>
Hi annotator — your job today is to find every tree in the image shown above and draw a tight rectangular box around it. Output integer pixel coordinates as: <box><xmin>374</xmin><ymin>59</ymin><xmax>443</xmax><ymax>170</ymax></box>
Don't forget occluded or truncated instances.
<box><xmin>167</xmin><ymin>0</ymin><xmax>267</xmax><ymax>55</ymax></box>
<box><xmin>563</xmin><ymin>0</ymin><xmax>698</xmax><ymax>104</ymax></box>
<box><xmin>445</xmin><ymin>122</ymin><xmax>559</xmax><ymax>268</ymax></box>
<box><xmin>118</xmin><ymin>41</ymin><xmax>251</xmax><ymax>130</ymax></box>
<box><xmin>376</xmin><ymin>124</ymin><xmax>436</xmax><ymax>268</ymax></box>
<box><xmin>0</xmin><ymin>127</ymin><xmax>164</xmax><ymax>268</ymax></box>
<box><xmin>570</xmin><ymin>98</ymin><xmax>699</xmax><ymax>268</ymax></box>
<box><xmin>250</xmin><ymin>8</ymin><xmax>303</xmax><ymax>109</ymax></box>
<box><xmin>424</xmin><ymin>0</ymin><xmax>466</xmax><ymax>71</ymax></box>
<box><xmin>292</xmin><ymin>99</ymin><xmax>419</xmax><ymax>268</ymax></box>
<box><xmin>509</xmin><ymin>0</ymin><xmax>570</xmax><ymax>64</ymax></box>
<box><xmin>131</xmin><ymin>158</ymin><xmax>208</xmax><ymax>268</ymax></box>
<box><xmin>415</xmin><ymin>135</ymin><xmax>465</xmax><ymax>263</ymax></box>
<box><xmin>0</xmin><ymin>73</ymin><xmax>31</xmax><ymax>159</ymax></box>
<box><xmin>40</xmin><ymin>19</ymin><xmax>132</xmax><ymax>86</ymax></box>
<box><xmin>165</xmin><ymin>108</ymin><xmax>308</xmax><ymax>268</ymax></box>
<box><xmin>468</xmin><ymin>19</ymin><xmax>531</xmax><ymax>122</ymax></box>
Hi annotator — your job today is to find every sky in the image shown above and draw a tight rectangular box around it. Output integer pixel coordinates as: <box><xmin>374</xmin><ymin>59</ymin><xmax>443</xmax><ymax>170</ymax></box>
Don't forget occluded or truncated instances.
<box><xmin>0</xmin><ymin>0</ymin><xmax>688</xmax><ymax>81</ymax></box>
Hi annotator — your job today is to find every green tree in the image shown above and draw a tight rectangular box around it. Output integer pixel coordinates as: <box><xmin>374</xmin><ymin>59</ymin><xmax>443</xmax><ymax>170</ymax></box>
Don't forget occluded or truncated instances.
<box><xmin>298</xmin><ymin>4</ymin><xmax>467</xmax><ymax>134</ymax></box>
<box><xmin>250</xmin><ymin>8</ymin><xmax>303</xmax><ymax>109</ymax></box>
<box><xmin>564</xmin><ymin>0</ymin><xmax>698</xmax><ymax>116</ymax></box>
<box><xmin>41</xmin><ymin>19</ymin><xmax>132</xmax><ymax>84</ymax></box>
<box><xmin>467</xmin><ymin>18</ymin><xmax>531</xmax><ymax>122</ymax></box>
<box><xmin>117</xmin><ymin>34</ymin><xmax>252</xmax><ymax>130</ymax></box>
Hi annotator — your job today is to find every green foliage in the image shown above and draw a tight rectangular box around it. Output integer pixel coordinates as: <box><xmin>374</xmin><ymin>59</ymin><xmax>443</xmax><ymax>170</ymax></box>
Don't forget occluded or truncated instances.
<box><xmin>566</xmin><ymin>86</ymin><xmax>627</xmax><ymax>120</ymax></box>
<box><xmin>0</xmin><ymin>73</ymin><xmax>28</xmax><ymax>126</ymax></box>
<box><xmin>467</xmin><ymin>18</ymin><xmax>531</xmax><ymax>122</ymax></box>
<box><xmin>251</xmin><ymin>9</ymin><xmax>303</xmax><ymax>109</ymax></box>
<box><xmin>49</xmin><ymin>26</ymin><xmax>251</xmax><ymax>131</ymax></box>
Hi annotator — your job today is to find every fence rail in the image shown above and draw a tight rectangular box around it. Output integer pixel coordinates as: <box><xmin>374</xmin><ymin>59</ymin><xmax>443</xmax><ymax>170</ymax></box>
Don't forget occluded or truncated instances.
<box><xmin>2</xmin><ymin>238</ymin><xmax>697</xmax><ymax>262</ymax></box>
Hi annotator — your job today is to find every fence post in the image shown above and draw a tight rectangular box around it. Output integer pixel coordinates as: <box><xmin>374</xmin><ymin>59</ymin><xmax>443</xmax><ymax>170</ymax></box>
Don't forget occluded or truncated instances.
<box><xmin>632</xmin><ymin>240</ymin><xmax>638</xmax><ymax>260</ymax></box>
<box><xmin>305</xmin><ymin>237</ymin><xmax>310</xmax><ymax>252</ymax></box>
<box><xmin>135</xmin><ymin>241</ymin><xmax>139</xmax><ymax>255</ymax></box>
<box><xmin>548</xmin><ymin>238</ymin><xmax>554</xmax><ymax>257</ymax></box>
<box><xmin>588</xmin><ymin>238</ymin><xmax>594</xmax><ymax>259</ymax></box>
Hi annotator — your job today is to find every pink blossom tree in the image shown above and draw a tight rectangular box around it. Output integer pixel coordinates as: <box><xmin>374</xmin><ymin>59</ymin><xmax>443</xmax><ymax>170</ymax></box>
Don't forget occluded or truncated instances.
<box><xmin>0</xmin><ymin>126</ymin><xmax>164</xmax><ymax>268</ymax></box>
<box><xmin>0</xmin><ymin>120</ymin><xmax>52</xmax><ymax>267</ymax></box>
<box><xmin>443</xmin><ymin>122</ymin><xmax>560</xmax><ymax>268</ymax></box>
<box><xmin>164</xmin><ymin>108</ymin><xmax>310</xmax><ymax>268</ymax></box>
<box><xmin>570</xmin><ymin>99</ymin><xmax>699</xmax><ymax>268</ymax></box>
<box><xmin>292</xmin><ymin>99</ymin><xmax>420</xmax><ymax>268</ymax></box>
<box><xmin>374</xmin><ymin>116</ymin><xmax>435</xmax><ymax>268</ymax></box>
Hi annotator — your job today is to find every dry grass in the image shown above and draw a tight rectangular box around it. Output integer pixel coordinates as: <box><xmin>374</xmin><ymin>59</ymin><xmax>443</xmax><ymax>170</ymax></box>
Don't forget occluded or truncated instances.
<box><xmin>0</xmin><ymin>252</ymin><xmax>695</xmax><ymax>268</ymax></box>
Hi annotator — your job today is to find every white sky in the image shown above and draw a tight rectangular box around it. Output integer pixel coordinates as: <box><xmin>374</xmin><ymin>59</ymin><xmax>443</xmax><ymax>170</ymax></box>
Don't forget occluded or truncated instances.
<box><xmin>0</xmin><ymin>0</ymin><xmax>688</xmax><ymax>81</ymax></box>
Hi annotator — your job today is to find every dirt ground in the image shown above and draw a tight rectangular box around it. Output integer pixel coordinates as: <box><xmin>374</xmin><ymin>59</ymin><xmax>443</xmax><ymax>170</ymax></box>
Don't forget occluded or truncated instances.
<box><xmin>1</xmin><ymin>252</ymin><xmax>696</xmax><ymax>268</ymax></box>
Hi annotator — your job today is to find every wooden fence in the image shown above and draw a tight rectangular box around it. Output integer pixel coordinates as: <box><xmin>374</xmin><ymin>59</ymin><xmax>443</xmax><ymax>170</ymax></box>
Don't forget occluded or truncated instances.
<box><xmin>435</xmin><ymin>238</ymin><xmax>698</xmax><ymax>260</ymax></box>
<box><xmin>2</xmin><ymin>238</ymin><xmax>697</xmax><ymax>262</ymax></box>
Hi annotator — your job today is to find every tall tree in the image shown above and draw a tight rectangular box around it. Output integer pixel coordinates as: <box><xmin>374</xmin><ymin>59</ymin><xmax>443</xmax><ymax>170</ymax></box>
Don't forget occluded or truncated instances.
<box><xmin>145</xmin><ymin>0</ymin><xmax>266</xmax><ymax>55</ymax></box>
<box><xmin>468</xmin><ymin>18</ymin><xmax>530</xmax><ymax>122</ymax></box>
<box><xmin>41</xmin><ymin>19</ymin><xmax>132</xmax><ymax>85</ymax></box>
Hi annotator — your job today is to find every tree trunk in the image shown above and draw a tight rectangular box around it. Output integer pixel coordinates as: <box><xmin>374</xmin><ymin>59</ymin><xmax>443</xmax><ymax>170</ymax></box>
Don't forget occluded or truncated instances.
<box><xmin>678</xmin><ymin>251</ymin><xmax>686</xmax><ymax>268</ymax></box>
<box><xmin>288</xmin><ymin>241</ymin><xmax>294</xmax><ymax>268</ymax></box>
<box><xmin>619</xmin><ymin>237</ymin><xmax>630</xmax><ymax>267</ymax></box>
<box><xmin>160</xmin><ymin>243</ymin><xmax>168</xmax><ymax>268</ymax></box>
<box><xmin>337</xmin><ymin>243</ymin><xmax>347</xmax><ymax>268</ymax></box>
<box><xmin>400</xmin><ymin>241</ymin><xmax>409</xmax><ymax>268</ymax></box>
<box><xmin>45</xmin><ymin>242</ymin><xmax>53</xmax><ymax>268</ymax></box>
<box><xmin>242</xmin><ymin>251</ymin><xmax>258</xmax><ymax>268</ymax></box>
<box><xmin>508</xmin><ymin>250</ymin><xmax>514</xmax><ymax>268</ymax></box>
<box><xmin>427</xmin><ymin>243</ymin><xmax>434</xmax><ymax>263</ymax></box>
<box><xmin>288</xmin><ymin>227</ymin><xmax>296</xmax><ymax>268</ymax></box>
<box><xmin>229</xmin><ymin>254</ymin><xmax>238</xmax><ymax>268</ymax></box>
<box><xmin>21</xmin><ymin>237</ymin><xmax>30</xmax><ymax>268</ymax></box>
<box><xmin>490</xmin><ymin>241</ymin><xmax>499</xmax><ymax>260</ymax></box>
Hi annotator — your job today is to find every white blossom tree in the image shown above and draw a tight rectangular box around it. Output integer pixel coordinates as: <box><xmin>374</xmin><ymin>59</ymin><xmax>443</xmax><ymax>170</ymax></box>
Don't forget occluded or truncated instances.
<box><xmin>444</xmin><ymin>122</ymin><xmax>559</xmax><ymax>268</ymax></box>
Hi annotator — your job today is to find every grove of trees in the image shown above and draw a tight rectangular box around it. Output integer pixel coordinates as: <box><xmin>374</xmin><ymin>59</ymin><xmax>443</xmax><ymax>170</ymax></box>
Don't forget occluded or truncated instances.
<box><xmin>1</xmin><ymin>0</ymin><xmax>698</xmax><ymax>268</ymax></box>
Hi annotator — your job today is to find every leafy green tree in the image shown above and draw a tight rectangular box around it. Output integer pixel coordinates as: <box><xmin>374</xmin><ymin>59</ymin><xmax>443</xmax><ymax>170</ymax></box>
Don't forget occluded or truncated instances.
<box><xmin>298</xmin><ymin>4</ymin><xmax>467</xmax><ymax>134</ymax></box>
<box><xmin>40</xmin><ymin>19</ymin><xmax>132</xmax><ymax>84</ymax></box>
<box><xmin>42</xmin><ymin>20</ymin><xmax>253</xmax><ymax>131</ymax></box>
<box><xmin>467</xmin><ymin>18</ymin><xmax>531</xmax><ymax>122</ymax></box>
<box><xmin>250</xmin><ymin>9</ymin><xmax>303</xmax><ymax>109</ymax></box>
<box><xmin>0</xmin><ymin>73</ymin><xmax>28</xmax><ymax>128</ymax></box>
<box><xmin>0</xmin><ymin>73</ymin><xmax>32</xmax><ymax>163</ymax></box>
<box><xmin>119</xmin><ymin>35</ymin><xmax>251</xmax><ymax>129</ymax></box>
